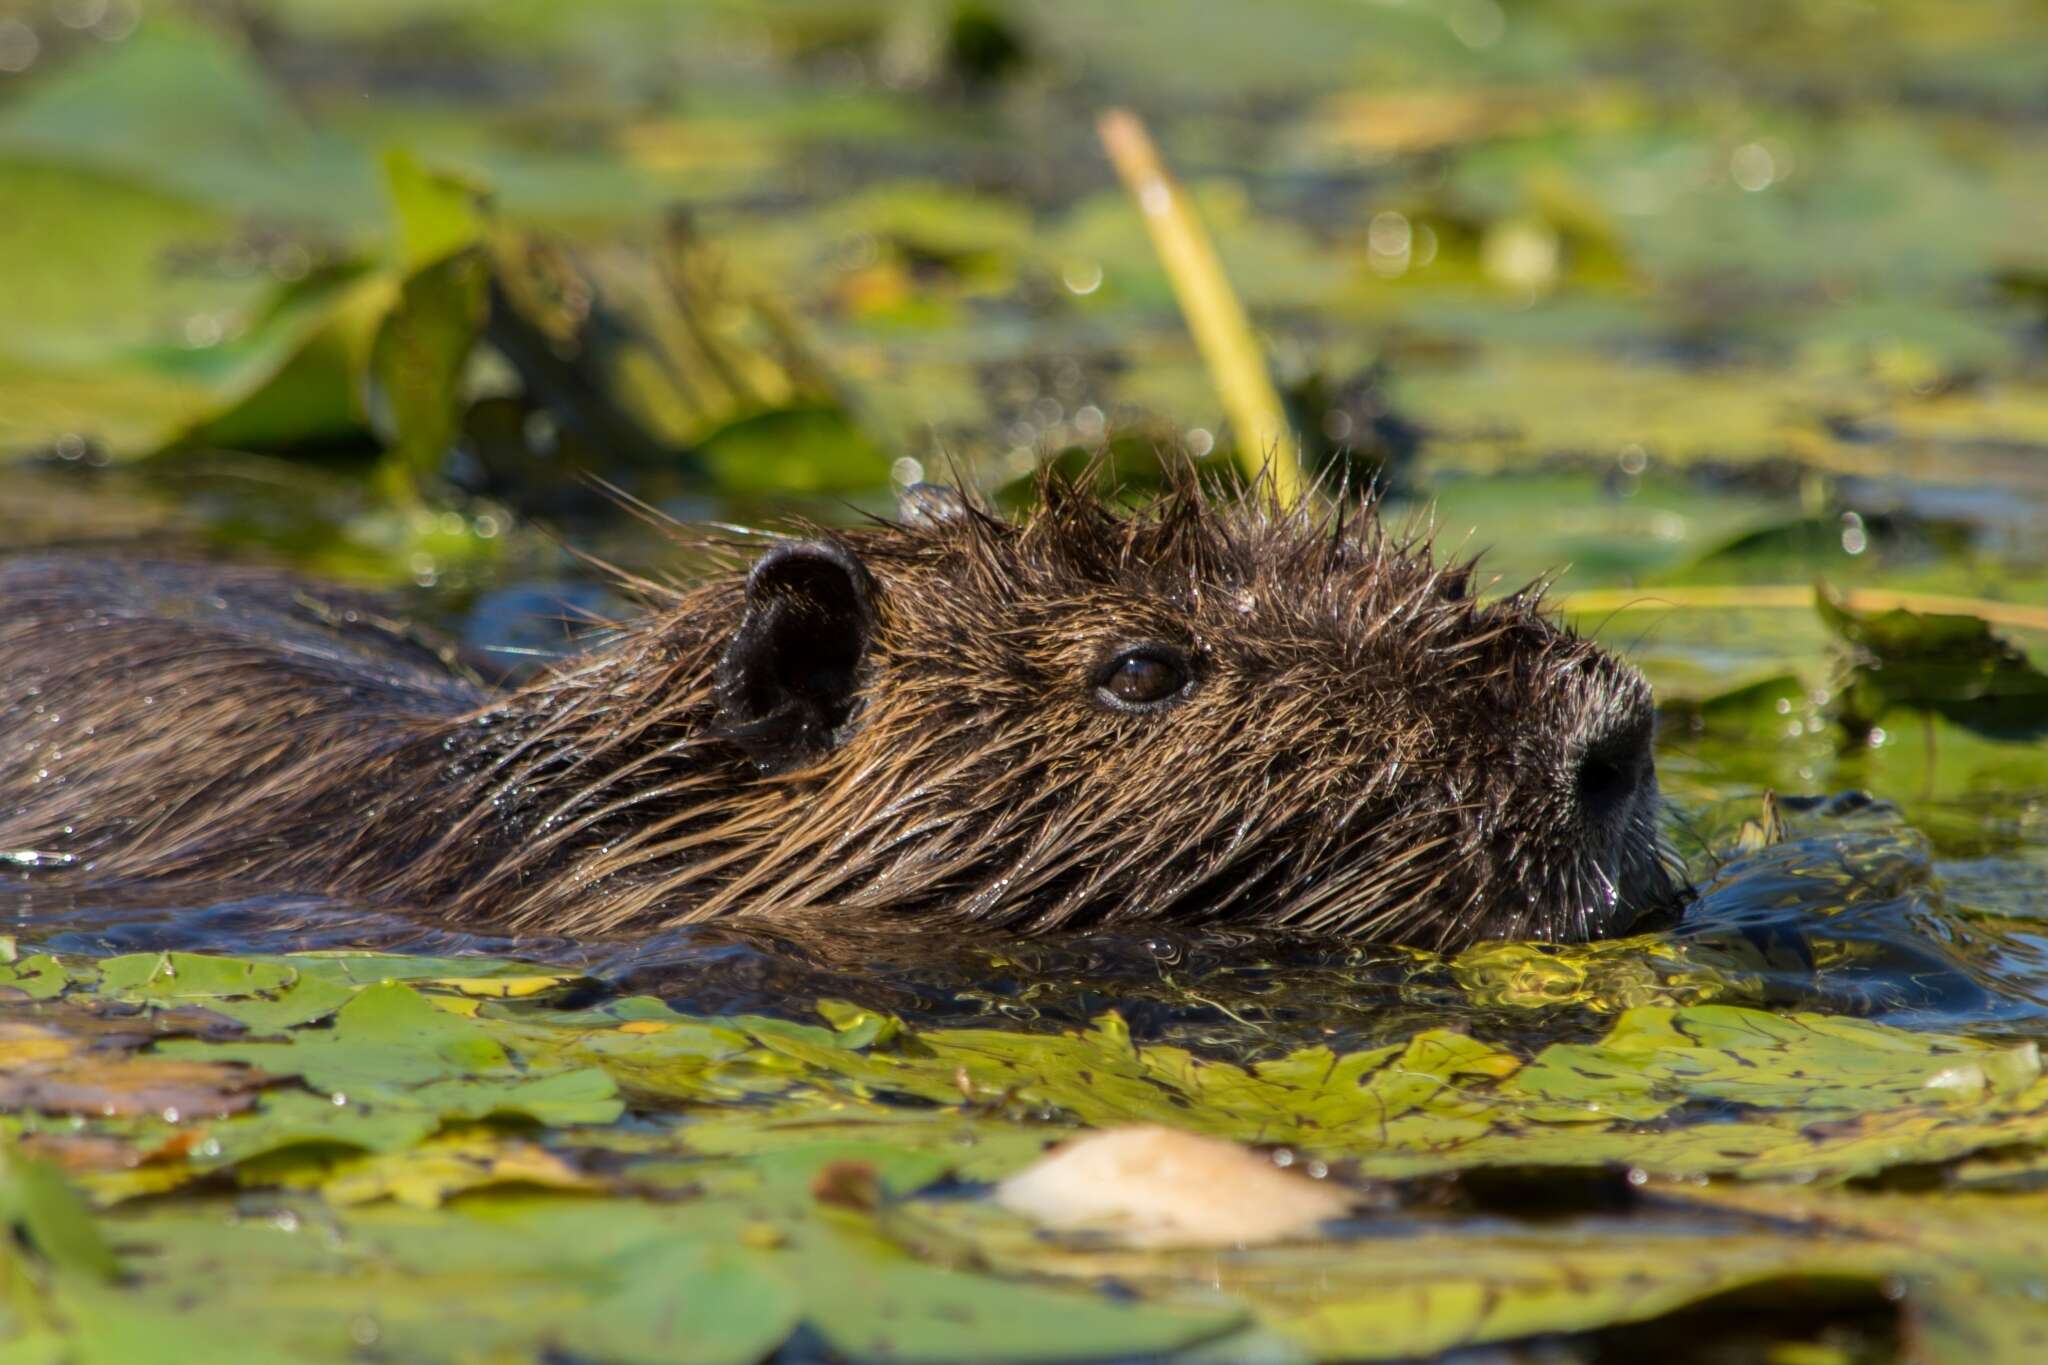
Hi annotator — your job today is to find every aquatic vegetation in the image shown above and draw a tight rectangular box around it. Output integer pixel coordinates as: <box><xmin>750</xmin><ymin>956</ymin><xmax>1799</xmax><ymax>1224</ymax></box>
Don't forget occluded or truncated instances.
<box><xmin>3</xmin><ymin>933</ymin><xmax>2048</xmax><ymax>1359</ymax></box>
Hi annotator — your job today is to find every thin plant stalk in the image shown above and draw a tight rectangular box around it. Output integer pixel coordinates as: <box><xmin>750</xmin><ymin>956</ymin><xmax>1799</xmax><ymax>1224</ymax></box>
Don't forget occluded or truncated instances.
<box><xmin>1555</xmin><ymin>585</ymin><xmax>2048</xmax><ymax>635</ymax></box>
<box><xmin>1097</xmin><ymin>108</ymin><xmax>1306</xmax><ymax>504</ymax></box>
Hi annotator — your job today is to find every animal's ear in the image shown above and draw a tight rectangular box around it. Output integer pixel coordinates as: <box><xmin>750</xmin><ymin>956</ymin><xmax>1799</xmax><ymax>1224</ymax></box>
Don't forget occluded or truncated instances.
<box><xmin>714</xmin><ymin>540</ymin><xmax>877</xmax><ymax>771</ymax></box>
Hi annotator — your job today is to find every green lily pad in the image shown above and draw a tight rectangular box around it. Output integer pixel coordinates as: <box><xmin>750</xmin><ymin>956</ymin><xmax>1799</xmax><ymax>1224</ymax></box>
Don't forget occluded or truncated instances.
<box><xmin>0</xmin><ymin>954</ymin><xmax>78</xmax><ymax>1002</ymax></box>
<box><xmin>157</xmin><ymin>980</ymin><xmax>622</xmax><ymax>1137</ymax></box>
<box><xmin>0</xmin><ymin>1157</ymin><xmax>121</xmax><ymax>1285</ymax></box>
<box><xmin>97</xmin><ymin>952</ymin><xmax>295</xmax><ymax>1001</ymax></box>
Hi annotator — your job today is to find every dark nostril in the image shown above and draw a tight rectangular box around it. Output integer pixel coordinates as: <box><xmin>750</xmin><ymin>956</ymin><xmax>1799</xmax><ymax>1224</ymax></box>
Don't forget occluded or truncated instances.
<box><xmin>1574</xmin><ymin>720</ymin><xmax>1653</xmax><ymax>825</ymax></box>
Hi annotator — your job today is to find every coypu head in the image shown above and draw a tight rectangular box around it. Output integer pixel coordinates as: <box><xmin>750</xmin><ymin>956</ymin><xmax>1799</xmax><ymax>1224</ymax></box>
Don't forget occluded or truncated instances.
<box><xmin>651</xmin><ymin>474</ymin><xmax>1680</xmax><ymax>951</ymax></box>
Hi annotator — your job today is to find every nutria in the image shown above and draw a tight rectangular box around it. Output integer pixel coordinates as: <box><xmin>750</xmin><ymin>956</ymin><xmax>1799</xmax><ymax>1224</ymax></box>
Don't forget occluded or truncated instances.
<box><xmin>0</xmin><ymin>476</ymin><xmax>1678</xmax><ymax>949</ymax></box>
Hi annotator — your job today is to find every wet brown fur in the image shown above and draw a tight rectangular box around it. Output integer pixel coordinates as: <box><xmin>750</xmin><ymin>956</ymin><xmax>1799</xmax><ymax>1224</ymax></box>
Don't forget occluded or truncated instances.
<box><xmin>0</xmin><ymin>477</ymin><xmax>1678</xmax><ymax>950</ymax></box>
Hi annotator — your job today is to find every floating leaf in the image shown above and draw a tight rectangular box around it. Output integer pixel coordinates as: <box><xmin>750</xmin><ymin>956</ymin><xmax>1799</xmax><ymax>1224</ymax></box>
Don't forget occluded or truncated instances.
<box><xmin>1507</xmin><ymin>1005</ymin><xmax>2032</xmax><ymax>1120</ymax></box>
<box><xmin>0</xmin><ymin>1036</ymin><xmax>266</xmax><ymax>1121</ymax></box>
<box><xmin>11</xmin><ymin>937</ymin><xmax>2048</xmax><ymax>1359</ymax></box>
<box><xmin>576</xmin><ymin>1240</ymin><xmax>802</xmax><ymax>1365</ymax></box>
<box><xmin>891</xmin><ymin>1183</ymin><xmax>1911</xmax><ymax>1361</ymax></box>
<box><xmin>97</xmin><ymin>953</ymin><xmax>295</xmax><ymax>1001</ymax></box>
<box><xmin>157</xmin><ymin>981</ymin><xmax>622</xmax><ymax>1134</ymax></box>
<box><xmin>312</xmin><ymin>1128</ymin><xmax>601</xmax><ymax>1208</ymax></box>
<box><xmin>426</xmin><ymin>973</ymin><xmax>584</xmax><ymax>1000</ymax></box>
<box><xmin>1819</xmin><ymin>585</ymin><xmax>2048</xmax><ymax>741</ymax></box>
<box><xmin>0</xmin><ymin>955</ymin><xmax>76</xmax><ymax>1002</ymax></box>
<box><xmin>0</xmin><ymin>1157</ymin><xmax>120</xmax><ymax>1284</ymax></box>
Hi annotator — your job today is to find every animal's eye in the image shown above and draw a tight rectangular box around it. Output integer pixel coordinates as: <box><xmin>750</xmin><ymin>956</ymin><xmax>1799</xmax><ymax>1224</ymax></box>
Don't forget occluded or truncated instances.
<box><xmin>1095</xmin><ymin>646</ymin><xmax>1192</xmax><ymax>712</ymax></box>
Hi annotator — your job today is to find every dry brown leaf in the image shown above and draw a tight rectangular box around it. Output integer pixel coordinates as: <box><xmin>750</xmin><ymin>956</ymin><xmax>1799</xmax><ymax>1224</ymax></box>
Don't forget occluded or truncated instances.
<box><xmin>0</xmin><ymin>1019</ymin><xmax>267</xmax><ymax>1118</ymax></box>
<box><xmin>995</xmin><ymin>1125</ymin><xmax>1356</xmax><ymax>1249</ymax></box>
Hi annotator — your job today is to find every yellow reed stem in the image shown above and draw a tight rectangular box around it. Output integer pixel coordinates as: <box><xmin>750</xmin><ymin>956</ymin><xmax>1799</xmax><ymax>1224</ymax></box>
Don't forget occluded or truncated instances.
<box><xmin>1554</xmin><ymin>584</ymin><xmax>2048</xmax><ymax>635</ymax></box>
<box><xmin>1097</xmin><ymin>108</ymin><xmax>1306</xmax><ymax>504</ymax></box>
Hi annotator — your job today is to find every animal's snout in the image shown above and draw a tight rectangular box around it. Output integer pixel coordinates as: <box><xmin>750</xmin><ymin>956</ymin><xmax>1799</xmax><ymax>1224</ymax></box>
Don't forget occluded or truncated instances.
<box><xmin>1572</xmin><ymin>709</ymin><xmax>1655</xmax><ymax>829</ymax></box>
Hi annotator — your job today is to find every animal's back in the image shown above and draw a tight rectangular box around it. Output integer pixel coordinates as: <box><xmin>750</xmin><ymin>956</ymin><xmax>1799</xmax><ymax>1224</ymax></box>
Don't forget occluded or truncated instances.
<box><xmin>0</xmin><ymin>557</ymin><xmax>488</xmax><ymax>883</ymax></box>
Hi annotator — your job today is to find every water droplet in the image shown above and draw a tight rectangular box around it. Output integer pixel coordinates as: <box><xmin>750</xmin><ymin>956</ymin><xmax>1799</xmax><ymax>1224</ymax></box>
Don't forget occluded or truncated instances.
<box><xmin>522</xmin><ymin>409</ymin><xmax>559</xmax><ymax>456</ymax></box>
<box><xmin>1840</xmin><ymin>511</ymin><xmax>1868</xmax><ymax>555</ymax></box>
<box><xmin>93</xmin><ymin>0</ymin><xmax>138</xmax><ymax>41</ymax></box>
<box><xmin>270</xmin><ymin>242</ymin><xmax>312</xmax><ymax>281</ymax></box>
<box><xmin>1061</xmin><ymin>260</ymin><xmax>1103</xmax><ymax>295</ymax></box>
<box><xmin>0</xmin><ymin>19</ymin><xmax>41</xmax><ymax>74</ymax></box>
<box><xmin>53</xmin><ymin>0</ymin><xmax>107</xmax><ymax>29</ymax></box>
<box><xmin>1481</xmin><ymin>218</ymin><xmax>1560</xmax><ymax>296</ymax></box>
<box><xmin>1368</xmin><ymin>210</ymin><xmax>1411</xmax><ymax>258</ymax></box>
<box><xmin>1412</xmin><ymin>222</ymin><xmax>1439</xmax><ymax>267</ymax></box>
<box><xmin>1730</xmin><ymin>141</ymin><xmax>1777</xmax><ymax>192</ymax></box>
<box><xmin>182</xmin><ymin>314</ymin><xmax>225</xmax><ymax>348</ymax></box>
<box><xmin>1448</xmin><ymin>0</ymin><xmax>1505</xmax><ymax>48</ymax></box>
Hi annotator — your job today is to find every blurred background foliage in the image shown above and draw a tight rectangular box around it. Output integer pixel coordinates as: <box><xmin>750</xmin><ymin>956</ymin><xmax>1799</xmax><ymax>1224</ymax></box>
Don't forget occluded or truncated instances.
<box><xmin>2</xmin><ymin>0</ymin><xmax>2048</xmax><ymax>808</ymax></box>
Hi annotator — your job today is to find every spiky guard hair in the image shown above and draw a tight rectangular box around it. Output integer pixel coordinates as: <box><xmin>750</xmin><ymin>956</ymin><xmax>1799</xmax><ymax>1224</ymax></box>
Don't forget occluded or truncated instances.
<box><xmin>0</xmin><ymin>469</ymin><xmax>1679</xmax><ymax>948</ymax></box>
